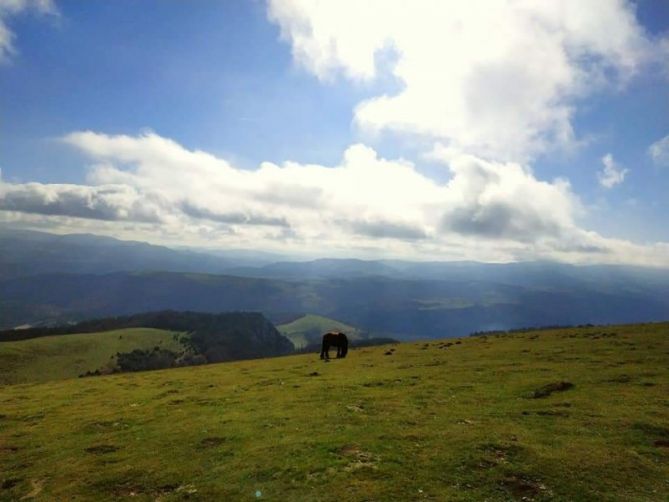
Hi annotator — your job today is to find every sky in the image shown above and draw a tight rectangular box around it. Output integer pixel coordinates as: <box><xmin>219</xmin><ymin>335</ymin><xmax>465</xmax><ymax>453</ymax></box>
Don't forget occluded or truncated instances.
<box><xmin>0</xmin><ymin>0</ymin><xmax>668</xmax><ymax>266</ymax></box>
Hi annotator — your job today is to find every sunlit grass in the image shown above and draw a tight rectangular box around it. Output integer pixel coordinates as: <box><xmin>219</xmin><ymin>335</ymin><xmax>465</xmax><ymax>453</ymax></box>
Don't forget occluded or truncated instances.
<box><xmin>0</xmin><ymin>328</ymin><xmax>182</xmax><ymax>385</ymax></box>
<box><xmin>1</xmin><ymin>323</ymin><xmax>667</xmax><ymax>500</ymax></box>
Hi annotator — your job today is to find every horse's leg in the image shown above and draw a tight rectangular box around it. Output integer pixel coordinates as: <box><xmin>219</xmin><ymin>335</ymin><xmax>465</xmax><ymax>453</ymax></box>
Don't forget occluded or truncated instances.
<box><xmin>320</xmin><ymin>340</ymin><xmax>325</xmax><ymax>359</ymax></box>
<box><xmin>337</xmin><ymin>343</ymin><xmax>342</xmax><ymax>358</ymax></box>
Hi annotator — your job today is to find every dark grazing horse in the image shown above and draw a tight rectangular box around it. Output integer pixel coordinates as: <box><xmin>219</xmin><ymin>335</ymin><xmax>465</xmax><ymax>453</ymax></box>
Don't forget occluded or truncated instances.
<box><xmin>320</xmin><ymin>331</ymin><xmax>348</xmax><ymax>360</ymax></box>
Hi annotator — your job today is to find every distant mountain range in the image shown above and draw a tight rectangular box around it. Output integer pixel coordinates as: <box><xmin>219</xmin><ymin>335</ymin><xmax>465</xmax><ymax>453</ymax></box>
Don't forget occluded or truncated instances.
<box><xmin>0</xmin><ymin>227</ymin><xmax>286</xmax><ymax>278</ymax></box>
<box><xmin>1</xmin><ymin>228</ymin><xmax>668</xmax><ymax>336</ymax></box>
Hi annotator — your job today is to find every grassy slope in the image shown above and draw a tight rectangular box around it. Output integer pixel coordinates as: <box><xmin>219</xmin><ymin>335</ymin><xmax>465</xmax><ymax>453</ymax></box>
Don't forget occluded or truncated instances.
<box><xmin>0</xmin><ymin>328</ymin><xmax>183</xmax><ymax>385</ymax></box>
<box><xmin>1</xmin><ymin>323</ymin><xmax>668</xmax><ymax>501</ymax></box>
<box><xmin>277</xmin><ymin>314</ymin><xmax>363</xmax><ymax>349</ymax></box>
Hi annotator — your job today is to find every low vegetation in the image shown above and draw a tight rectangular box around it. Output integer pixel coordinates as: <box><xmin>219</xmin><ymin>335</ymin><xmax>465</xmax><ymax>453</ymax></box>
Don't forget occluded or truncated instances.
<box><xmin>0</xmin><ymin>312</ymin><xmax>293</xmax><ymax>384</ymax></box>
<box><xmin>1</xmin><ymin>322</ymin><xmax>667</xmax><ymax>500</ymax></box>
<box><xmin>0</xmin><ymin>328</ymin><xmax>182</xmax><ymax>385</ymax></box>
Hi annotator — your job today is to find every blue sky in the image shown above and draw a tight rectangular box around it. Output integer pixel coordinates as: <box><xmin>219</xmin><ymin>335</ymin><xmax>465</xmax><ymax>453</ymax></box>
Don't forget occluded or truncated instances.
<box><xmin>1</xmin><ymin>1</ymin><xmax>668</xmax><ymax>265</ymax></box>
<box><xmin>2</xmin><ymin>1</ymin><xmax>366</xmax><ymax>177</ymax></box>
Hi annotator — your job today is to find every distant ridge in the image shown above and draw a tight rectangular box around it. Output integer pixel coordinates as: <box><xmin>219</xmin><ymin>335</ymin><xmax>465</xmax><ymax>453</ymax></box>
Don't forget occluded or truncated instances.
<box><xmin>0</xmin><ymin>310</ymin><xmax>293</xmax><ymax>357</ymax></box>
<box><xmin>2</xmin><ymin>228</ymin><xmax>668</xmax><ymax>337</ymax></box>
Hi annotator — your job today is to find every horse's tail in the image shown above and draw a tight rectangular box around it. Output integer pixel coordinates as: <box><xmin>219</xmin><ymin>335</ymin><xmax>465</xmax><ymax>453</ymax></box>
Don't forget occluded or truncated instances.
<box><xmin>341</xmin><ymin>334</ymin><xmax>348</xmax><ymax>358</ymax></box>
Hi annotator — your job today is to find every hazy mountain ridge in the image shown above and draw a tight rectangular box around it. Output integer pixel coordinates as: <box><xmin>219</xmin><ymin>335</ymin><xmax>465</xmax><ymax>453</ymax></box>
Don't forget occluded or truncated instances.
<box><xmin>2</xmin><ymin>269</ymin><xmax>668</xmax><ymax>337</ymax></box>
<box><xmin>2</xmin><ymin>229</ymin><xmax>668</xmax><ymax>335</ymax></box>
<box><xmin>0</xmin><ymin>228</ymin><xmax>278</xmax><ymax>278</ymax></box>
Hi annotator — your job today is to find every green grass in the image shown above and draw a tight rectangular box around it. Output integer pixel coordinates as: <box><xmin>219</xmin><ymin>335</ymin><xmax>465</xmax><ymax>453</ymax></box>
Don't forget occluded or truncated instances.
<box><xmin>0</xmin><ymin>328</ymin><xmax>183</xmax><ymax>385</ymax></box>
<box><xmin>1</xmin><ymin>322</ymin><xmax>668</xmax><ymax>501</ymax></box>
<box><xmin>277</xmin><ymin>314</ymin><xmax>363</xmax><ymax>349</ymax></box>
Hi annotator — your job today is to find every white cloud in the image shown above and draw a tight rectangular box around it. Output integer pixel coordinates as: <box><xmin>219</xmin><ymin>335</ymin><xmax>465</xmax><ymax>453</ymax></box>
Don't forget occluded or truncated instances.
<box><xmin>648</xmin><ymin>134</ymin><xmax>669</xmax><ymax>166</ymax></box>
<box><xmin>1</xmin><ymin>130</ymin><xmax>667</xmax><ymax>266</ymax></box>
<box><xmin>597</xmin><ymin>153</ymin><xmax>628</xmax><ymax>188</ymax></box>
<box><xmin>268</xmin><ymin>0</ymin><xmax>655</xmax><ymax>161</ymax></box>
<box><xmin>0</xmin><ymin>0</ymin><xmax>57</xmax><ymax>63</ymax></box>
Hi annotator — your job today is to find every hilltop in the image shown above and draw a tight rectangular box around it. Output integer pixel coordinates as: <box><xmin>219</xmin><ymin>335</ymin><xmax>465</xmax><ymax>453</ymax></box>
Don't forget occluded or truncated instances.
<box><xmin>1</xmin><ymin>322</ymin><xmax>667</xmax><ymax>500</ymax></box>
<box><xmin>0</xmin><ymin>312</ymin><xmax>293</xmax><ymax>384</ymax></box>
<box><xmin>0</xmin><ymin>328</ymin><xmax>182</xmax><ymax>385</ymax></box>
<box><xmin>277</xmin><ymin>314</ymin><xmax>364</xmax><ymax>349</ymax></box>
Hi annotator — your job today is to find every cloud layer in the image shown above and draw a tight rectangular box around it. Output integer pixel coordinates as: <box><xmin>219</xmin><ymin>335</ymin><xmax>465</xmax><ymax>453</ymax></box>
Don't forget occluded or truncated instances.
<box><xmin>1</xmin><ymin>2</ymin><xmax>666</xmax><ymax>267</ymax></box>
<box><xmin>1</xmin><ymin>130</ymin><xmax>667</xmax><ymax>266</ymax></box>
<box><xmin>268</xmin><ymin>0</ymin><xmax>656</xmax><ymax>161</ymax></box>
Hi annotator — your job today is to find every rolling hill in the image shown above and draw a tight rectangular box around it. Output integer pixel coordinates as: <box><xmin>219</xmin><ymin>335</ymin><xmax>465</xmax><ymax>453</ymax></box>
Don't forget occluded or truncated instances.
<box><xmin>0</xmin><ymin>312</ymin><xmax>294</xmax><ymax>384</ymax></box>
<box><xmin>0</xmin><ymin>322</ymin><xmax>667</xmax><ymax>500</ymax></box>
<box><xmin>277</xmin><ymin>314</ymin><xmax>364</xmax><ymax>348</ymax></box>
<box><xmin>0</xmin><ymin>328</ymin><xmax>182</xmax><ymax>385</ymax></box>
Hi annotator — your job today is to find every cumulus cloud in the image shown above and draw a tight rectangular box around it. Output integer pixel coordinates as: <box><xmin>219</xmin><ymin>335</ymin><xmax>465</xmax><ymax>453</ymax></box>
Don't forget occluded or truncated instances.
<box><xmin>0</xmin><ymin>173</ymin><xmax>166</xmax><ymax>222</ymax></box>
<box><xmin>433</xmin><ymin>150</ymin><xmax>577</xmax><ymax>241</ymax></box>
<box><xmin>268</xmin><ymin>0</ymin><xmax>656</xmax><ymax>161</ymax></box>
<box><xmin>597</xmin><ymin>153</ymin><xmax>628</xmax><ymax>188</ymax></box>
<box><xmin>0</xmin><ymin>0</ymin><xmax>57</xmax><ymax>63</ymax></box>
<box><xmin>3</xmin><ymin>130</ymin><xmax>667</xmax><ymax>266</ymax></box>
<box><xmin>648</xmin><ymin>134</ymin><xmax>669</xmax><ymax>166</ymax></box>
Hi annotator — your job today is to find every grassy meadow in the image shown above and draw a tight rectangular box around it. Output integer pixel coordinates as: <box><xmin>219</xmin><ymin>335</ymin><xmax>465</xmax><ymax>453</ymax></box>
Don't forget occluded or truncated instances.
<box><xmin>1</xmin><ymin>322</ymin><xmax>668</xmax><ymax>500</ymax></box>
<box><xmin>0</xmin><ymin>328</ymin><xmax>182</xmax><ymax>385</ymax></box>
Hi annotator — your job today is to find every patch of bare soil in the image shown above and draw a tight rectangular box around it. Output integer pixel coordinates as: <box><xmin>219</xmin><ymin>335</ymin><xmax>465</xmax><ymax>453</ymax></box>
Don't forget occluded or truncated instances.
<box><xmin>531</xmin><ymin>381</ymin><xmax>574</xmax><ymax>398</ymax></box>
<box><xmin>85</xmin><ymin>444</ymin><xmax>119</xmax><ymax>454</ymax></box>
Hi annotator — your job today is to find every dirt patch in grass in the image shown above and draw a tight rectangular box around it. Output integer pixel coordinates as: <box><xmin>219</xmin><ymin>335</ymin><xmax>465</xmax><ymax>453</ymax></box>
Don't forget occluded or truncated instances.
<box><xmin>82</xmin><ymin>420</ymin><xmax>131</xmax><ymax>433</ymax></box>
<box><xmin>155</xmin><ymin>389</ymin><xmax>180</xmax><ymax>398</ymax></box>
<box><xmin>499</xmin><ymin>474</ymin><xmax>546</xmax><ymax>499</ymax></box>
<box><xmin>535</xmin><ymin>410</ymin><xmax>570</xmax><ymax>417</ymax></box>
<box><xmin>200</xmin><ymin>437</ymin><xmax>228</xmax><ymax>448</ymax></box>
<box><xmin>531</xmin><ymin>381</ymin><xmax>574</xmax><ymax>398</ymax></box>
<box><xmin>337</xmin><ymin>444</ymin><xmax>378</xmax><ymax>472</ymax></box>
<box><xmin>194</xmin><ymin>398</ymin><xmax>224</xmax><ymax>406</ymax></box>
<box><xmin>604</xmin><ymin>374</ymin><xmax>632</xmax><ymax>383</ymax></box>
<box><xmin>479</xmin><ymin>442</ymin><xmax>524</xmax><ymax>463</ymax></box>
<box><xmin>1</xmin><ymin>478</ymin><xmax>22</xmax><ymax>490</ymax></box>
<box><xmin>466</xmin><ymin>442</ymin><xmax>528</xmax><ymax>474</ymax></box>
<box><xmin>85</xmin><ymin>444</ymin><xmax>119</xmax><ymax>454</ymax></box>
<box><xmin>362</xmin><ymin>380</ymin><xmax>387</xmax><ymax>387</ymax></box>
